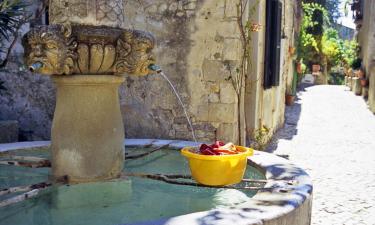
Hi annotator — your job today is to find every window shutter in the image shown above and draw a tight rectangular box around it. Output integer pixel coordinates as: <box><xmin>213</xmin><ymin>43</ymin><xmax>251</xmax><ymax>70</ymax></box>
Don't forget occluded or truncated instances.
<box><xmin>264</xmin><ymin>0</ymin><xmax>282</xmax><ymax>89</ymax></box>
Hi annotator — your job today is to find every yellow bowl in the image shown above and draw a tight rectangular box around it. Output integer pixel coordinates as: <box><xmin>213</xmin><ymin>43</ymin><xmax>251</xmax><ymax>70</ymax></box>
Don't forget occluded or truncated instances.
<box><xmin>181</xmin><ymin>146</ymin><xmax>253</xmax><ymax>186</ymax></box>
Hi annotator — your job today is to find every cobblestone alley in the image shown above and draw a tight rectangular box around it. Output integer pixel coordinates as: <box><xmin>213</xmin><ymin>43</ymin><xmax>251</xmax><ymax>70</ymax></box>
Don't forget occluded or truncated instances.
<box><xmin>268</xmin><ymin>85</ymin><xmax>375</xmax><ymax>225</ymax></box>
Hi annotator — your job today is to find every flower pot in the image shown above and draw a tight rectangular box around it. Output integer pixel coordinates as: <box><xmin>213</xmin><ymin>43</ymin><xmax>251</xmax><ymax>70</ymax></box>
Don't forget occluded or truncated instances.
<box><xmin>289</xmin><ymin>47</ymin><xmax>296</xmax><ymax>56</ymax></box>
<box><xmin>285</xmin><ymin>94</ymin><xmax>295</xmax><ymax>106</ymax></box>
<box><xmin>360</xmin><ymin>78</ymin><xmax>368</xmax><ymax>87</ymax></box>
<box><xmin>296</xmin><ymin>63</ymin><xmax>303</xmax><ymax>74</ymax></box>
<box><xmin>357</xmin><ymin>69</ymin><xmax>365</xmax><ymax>79</ymax></box>
<box><xmin>312</xmin><ymin>64</ymin><xmax>321</xmax><ymax>73</ymax></box>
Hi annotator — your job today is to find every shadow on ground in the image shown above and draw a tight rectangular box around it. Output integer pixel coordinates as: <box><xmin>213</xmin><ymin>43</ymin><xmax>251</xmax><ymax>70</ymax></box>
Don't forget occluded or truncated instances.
<box><xmin>266</xmin><ymin>83</ymin><xmax>314</xmax><ymax>154</ymax></box>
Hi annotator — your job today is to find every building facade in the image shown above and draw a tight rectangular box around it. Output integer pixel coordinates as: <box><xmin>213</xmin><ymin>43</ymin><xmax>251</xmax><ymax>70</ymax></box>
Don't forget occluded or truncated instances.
<box><xmin>0</xmin><ymin>0</ymin><xmax>301</xmax><ymax>144</ymax></box>
<box><xmin>353</xmin><ymin>0</ymin><xmax>375</xmax><ymax>113</ymax></box>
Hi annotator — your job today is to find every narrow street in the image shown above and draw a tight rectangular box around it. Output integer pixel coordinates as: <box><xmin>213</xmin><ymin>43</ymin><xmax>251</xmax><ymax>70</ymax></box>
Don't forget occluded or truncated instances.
<box><xmin>268</xmin><ymin>85</ymin><xmax>375</xmax><ymax>225</ymax></box>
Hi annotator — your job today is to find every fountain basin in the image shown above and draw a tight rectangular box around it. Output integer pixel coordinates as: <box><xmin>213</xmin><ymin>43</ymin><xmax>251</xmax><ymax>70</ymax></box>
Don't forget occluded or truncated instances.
<box><xmin>0</xmin><ymin>139</ymin><xmax>312</xmax><ymax>225</ymax></box>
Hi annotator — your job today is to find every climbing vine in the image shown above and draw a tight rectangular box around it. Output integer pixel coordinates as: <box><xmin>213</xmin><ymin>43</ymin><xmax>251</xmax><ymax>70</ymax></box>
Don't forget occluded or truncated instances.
<box><xmin>226</xmin><ymin>0</ymin><xmax>260</xmax><ymax>145</ymax></box>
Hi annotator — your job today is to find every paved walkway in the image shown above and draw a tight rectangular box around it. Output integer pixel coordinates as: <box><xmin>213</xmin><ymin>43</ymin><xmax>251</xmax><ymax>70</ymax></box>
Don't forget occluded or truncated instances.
<box><xmin>267</xmin><ymin>85</ymin><xmax>375</xmax><ymax>225</ymax></box>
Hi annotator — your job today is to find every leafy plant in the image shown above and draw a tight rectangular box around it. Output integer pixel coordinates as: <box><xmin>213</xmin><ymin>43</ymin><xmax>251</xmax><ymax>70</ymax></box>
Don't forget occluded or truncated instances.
<box><xmin>0</xmin><ymin>0</ymin><xmax>30</xmax><ymax>68</ymax></box>
<box><xmin>298</xmin><ymin>2</ymin><xmax>360</xmax><ymax>74</ymax></box>
<box><xmin>341</xmin><ymin>40</ymin><xmax>359</xmax><ymax>68</ymax></box>
<box><xmin>0</xmin><ymin>0</ymin><xmax>28</xmax><ymax>42</ymax></box>
<box><xmin>297</xmin><ymin>3</ymin><xmax>330</xmax><ymax>65</ymax></box>
<box><xmin>250</xmin><ymin>126</ymin><xmax>270</xmax><ymax>151</ymax></box>
<box><xmin>224</xmin><ymin>0</ymin><xmax>260</xmax><ymax>145</ymax></box>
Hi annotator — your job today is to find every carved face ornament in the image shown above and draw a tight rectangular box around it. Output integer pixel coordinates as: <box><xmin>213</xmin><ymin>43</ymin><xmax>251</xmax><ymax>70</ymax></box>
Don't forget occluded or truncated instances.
<box><xmin>23</xmin><ymin>25</ymin><xmax>77</xmax><ymax>75</ymax></box>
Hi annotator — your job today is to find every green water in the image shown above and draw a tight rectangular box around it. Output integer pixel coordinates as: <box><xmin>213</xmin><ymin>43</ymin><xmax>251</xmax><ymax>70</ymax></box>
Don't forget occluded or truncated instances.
<box><xmin>0</xmin><ymin>148</ymin><xmax>265</xmax><ymax>225</ymax></box>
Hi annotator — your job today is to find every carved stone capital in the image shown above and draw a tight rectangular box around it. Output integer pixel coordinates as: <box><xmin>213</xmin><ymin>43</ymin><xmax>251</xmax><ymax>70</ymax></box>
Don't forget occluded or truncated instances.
<box><xmin>23</xmin><ymin>24</ymin><xmax>156</xmax><ymax>76</ymax></box>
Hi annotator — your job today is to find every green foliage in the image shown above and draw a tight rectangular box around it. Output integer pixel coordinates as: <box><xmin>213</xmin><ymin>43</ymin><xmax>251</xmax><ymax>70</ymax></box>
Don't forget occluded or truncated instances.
<box><xmin>298</xmin><ymin>3</ymin><xmax>330</xmax><ymax>64</ymax></box>
<box><xmin>298</xmin><ymin>1</ymin><xmax>360</xmax><ymax>71</ymax></box>
<box><xmin>328</xmin><ymin>71</ymin><xmax>345</xmax><ymax>85</ymax></box>
<box><xmin>322</xmin><ymin>28</ymin><xmax>342</xmax><ymax>66</ymax></box>
<box><xmin>0</xmin><ymin>0</ymin><xmax>28</xmax><ymax>42</ymax></box>
<box><xmin>341</xmin><ymin>40</ymin><xmax>359</xmax><ymax>68</ymax></box>
<box><xmin>301</xmin><ymin>62</ymin><xmax>307</xmax><ymax>74</ymax></box>
<box><xmin>303</xmin><ymin>0</ymin><xmax>342</xmax><ymax>23</ymax></box>
<box><xmin>251</xmin><ymin>126</ymin><xmax>270</xmax><ymax>151</ymax></box>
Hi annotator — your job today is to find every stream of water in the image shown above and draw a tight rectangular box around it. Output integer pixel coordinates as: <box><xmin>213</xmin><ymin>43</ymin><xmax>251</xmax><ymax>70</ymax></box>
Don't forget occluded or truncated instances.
<box><xmin>159</xmin><ymin>71</ymin><xmax>198</xmax><ymax>143</ymax></box>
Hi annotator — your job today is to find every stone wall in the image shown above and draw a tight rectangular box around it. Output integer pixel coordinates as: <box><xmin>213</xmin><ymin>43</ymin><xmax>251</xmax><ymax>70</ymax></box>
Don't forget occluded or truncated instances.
<box><xmin>358</xmin><ymin>1</ymin><xmax>375</xmax><ymax>113</ymax></box>
<box><xmin>0</xmin><ymin>5</ymin><xmax>55</xmax><ymax>141</ymax></box>
<box><xmin>122</xmin><ymin>0</ymin><xmax>241</xmax><ymax>142</ymax></box>
<box><xmin>0</xmin><ymin>0</ymin><xmax>297</xmax><ymax>143</ymax></box>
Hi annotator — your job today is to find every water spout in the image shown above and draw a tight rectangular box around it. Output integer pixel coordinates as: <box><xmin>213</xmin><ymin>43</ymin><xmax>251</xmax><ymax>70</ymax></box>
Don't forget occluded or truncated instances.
<box><xmin>149</xmin><ymin>64</ymin><xmax>197</xmax><ymax>143</ymax></box>
<box><xmin>29</xmin><ymin>62</ymin><xmax>43</xmax><ymax>72</ymax></box>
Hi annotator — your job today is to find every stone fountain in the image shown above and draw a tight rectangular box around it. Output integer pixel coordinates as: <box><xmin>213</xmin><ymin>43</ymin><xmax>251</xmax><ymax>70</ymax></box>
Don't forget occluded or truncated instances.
<box><xmin>22</xmin><ymin>0</ymin><xmax>155</xmax><ymax>183</ymax></box>
<box><xmin>2</xmin><ymin>2</ymin><xmax>313</xmax><ymax>224</ymax></box>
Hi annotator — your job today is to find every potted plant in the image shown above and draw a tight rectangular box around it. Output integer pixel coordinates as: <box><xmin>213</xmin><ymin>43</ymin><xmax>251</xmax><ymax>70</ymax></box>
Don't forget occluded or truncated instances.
<box><xmin>356</xmin><ymin>68</ymin><xmax>365</xmax><ymax>79</ymax></box>
<box><xmin>289</xmin><ymin>46</ymin><xmax>296</xmax><ymax>56</ymax></box>
<box><xmin>312</xmin><ymin>64</ymin><xmax>321</xmax><ymax>73</ymax></box>
<box><xmin>285</xmin><ymin>90</ymin><xmax>296</xmax><ymax>106</ymax></box>
<box><xmin>296</xmin><ymin>61</ymin><xmax>303</xmax><ymax>74</ymax></box>
<box><xmin>360</xmin><ymin>78</ymin><xmax>368</xmax><ymax>87</ymax></box>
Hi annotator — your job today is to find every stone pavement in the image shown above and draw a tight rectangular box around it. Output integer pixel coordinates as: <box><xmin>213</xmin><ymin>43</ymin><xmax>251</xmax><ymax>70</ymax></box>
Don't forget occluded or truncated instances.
<box><xmin>267</xmin><ymin>85</ymin><xmax>375</xmax><ymax>225</ymax></box>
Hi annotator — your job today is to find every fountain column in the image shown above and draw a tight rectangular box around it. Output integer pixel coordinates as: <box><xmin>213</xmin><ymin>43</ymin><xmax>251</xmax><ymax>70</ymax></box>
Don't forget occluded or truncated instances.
<box><xmin>51</xmin><ymin>76</ymin><xmax>125</xmax><ymax>183</ymax></box>
<box><xmin>22</xmin><ymin>0</ymin><xmax>155</xmax><ymax>183</ymax></box>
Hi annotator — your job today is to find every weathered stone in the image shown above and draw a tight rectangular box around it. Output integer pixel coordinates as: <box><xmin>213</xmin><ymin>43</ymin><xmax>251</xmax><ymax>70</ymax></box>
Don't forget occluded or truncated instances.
<box><xmin>216</xmin><ymin>123</ymin><xmax>236</xmax><ymax>143</ymax></box>
<box><xmin>173</xmin><ymin>124</ymin><xmax>188</xmax><ymax>132</ymax></box>
<box><xmin>51</xmin><ymin>75</ymin><xmax>125</xmax><ymax>183</ymax></box>
<box><xmin>195</xmin><ymin>130</ymin><xmax>216</xmax><ymax>142</ymax></box>
<box><xmin>223</xmin><ymin>38</ymin><xmax>241</xmax><ymax>61</ymax></box>
<box><xmin>175</xmin><ymin>131</ymin><xmax>191</xmax><ymax>140</ymax></box>
<box><xmin>207</xmin><ymin>83</ymin><xmax>220</xmax><ymax>93</ymax></box>
<box><xmin>224</xmin><ymin>0</ymin><xmax>238</xmax><ymax>18</ymax></box>
<box><xmin>208</xmin><ymin>103</ymin><xmax>235</xmax><ymax>123</ymax></box>
<box><xmin>174</xmin><ymin>117</ymin><xmax>189</xmax><ymax>124</ymax></box>
<box><xmin>202</xmin><ymin>59</ymin><xmax>228</xmax><ymax>81</ymax></box>
<box><xmin>352</xmin><ymin>77</ymin><xmax>362</xmax><ymax>95</ymax></box>
<box><xmin>49</xmin><ymin>0</ymin><xmax>125</xmax><ymax>28</ymax></box>
<box><xmin>183</xmin><ymin>2</ymin><xmax>197</xmax><ymax>10</ymax></box>
<box><xmin>195</xmin><ymin>104</ymin><xmax>209</xmax><ymax>122</ymax></box>
<box><xmin>158</xmin><ymin>3</ymin><xmax>168</xmax><ymax>14</ymax></box>
<box><xmin>216</xmin><ymin>21</ymin><xmax>240</xmax><ymax>39</ymax></box>
<box><xmin>220</xmin><ymin>82</ymin><xmax>236</xmax><ymax>103</ymax></box>
<box><xmin>208</xmin><ymin>93</ymin><xmax>220</xmax><ymax>103</ymax></box>
<box><xmin>193</xmin><ymin>122</ymin><xmax>217</xmax><ymax>132</ymax></box>
<box><xmin>0</xmin><ymin>120</ymin><xmax>19</xmax><ymax>143</ymax></box>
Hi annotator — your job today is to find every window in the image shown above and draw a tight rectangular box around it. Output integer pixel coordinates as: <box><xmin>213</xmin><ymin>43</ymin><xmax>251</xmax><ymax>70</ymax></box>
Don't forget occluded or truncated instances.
<box><xmin>264</xmin><ymin>0</ymin><xmax>282</xmax><ymax>89</ymax></box>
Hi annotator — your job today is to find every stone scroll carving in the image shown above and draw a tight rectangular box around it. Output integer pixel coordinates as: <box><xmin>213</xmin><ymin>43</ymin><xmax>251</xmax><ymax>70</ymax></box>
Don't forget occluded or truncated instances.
<box><xmin>23</xmin><ymin>24</ymin><xmax>156</xmax><ymax>76</ymax></box>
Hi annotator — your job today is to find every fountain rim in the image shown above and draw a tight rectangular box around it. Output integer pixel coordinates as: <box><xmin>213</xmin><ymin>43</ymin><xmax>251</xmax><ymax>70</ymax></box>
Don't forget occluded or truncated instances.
<box><xmin>0</xmin><ymin>139</ymin><xmax>312</xmax><ymax>225</ymax></box>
